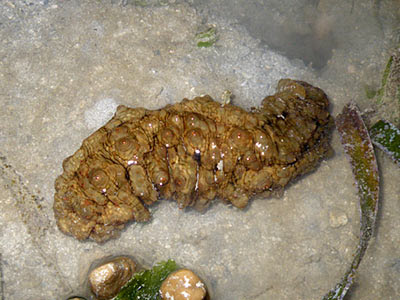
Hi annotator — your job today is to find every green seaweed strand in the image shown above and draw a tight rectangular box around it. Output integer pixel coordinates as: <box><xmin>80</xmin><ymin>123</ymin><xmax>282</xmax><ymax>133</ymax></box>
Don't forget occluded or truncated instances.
<box><xmin>114</xmin><ymin>259</ymin><xmax>178</xmax><ymax>300</ymax></box>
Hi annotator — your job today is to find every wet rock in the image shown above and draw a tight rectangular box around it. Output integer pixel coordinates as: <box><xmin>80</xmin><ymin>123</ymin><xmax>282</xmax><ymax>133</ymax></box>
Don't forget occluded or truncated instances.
<box><xmin>160</xmin><ymin>269</ymin><xmax>207</xmax><ymax>300</ymax></box>
<box><xmin>329</xmin><ymin>209</ymin><xmax>348</xmax><ymax>228</ymax></box>
<box><xmin>88</xmin><ymin>256</ymin><xmax>136</xmax><ymax>300</ymax></box>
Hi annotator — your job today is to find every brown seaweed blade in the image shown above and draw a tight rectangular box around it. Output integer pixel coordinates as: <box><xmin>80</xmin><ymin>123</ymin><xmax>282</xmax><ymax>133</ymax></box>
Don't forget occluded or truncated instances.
<box><xmin>323</xmin><ymin>102</ymin><xmax>379</xmax><ymax>300</ymax></box>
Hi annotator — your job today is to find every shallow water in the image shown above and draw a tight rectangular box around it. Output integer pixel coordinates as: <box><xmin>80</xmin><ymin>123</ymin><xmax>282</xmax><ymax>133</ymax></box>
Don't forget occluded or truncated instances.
<box><xmin>0</xmin><ymin>0</ymin><xmax>399</xmax><ymax>299</ymax></box>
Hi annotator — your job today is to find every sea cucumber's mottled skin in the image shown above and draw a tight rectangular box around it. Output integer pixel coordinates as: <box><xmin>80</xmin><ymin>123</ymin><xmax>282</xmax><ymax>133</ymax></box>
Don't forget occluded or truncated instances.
<box><xmin>54</xmin><ymin>79</ymin><xmax>334</xmax><ymax>242</ymax></box>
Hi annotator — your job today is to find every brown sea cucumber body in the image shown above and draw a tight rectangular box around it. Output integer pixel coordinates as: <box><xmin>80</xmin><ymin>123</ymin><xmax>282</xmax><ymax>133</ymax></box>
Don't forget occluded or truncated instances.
<box><xmin>54</xmin><ymin>79</ymin><xmax>333</xmax><ymax>242</ymax></box>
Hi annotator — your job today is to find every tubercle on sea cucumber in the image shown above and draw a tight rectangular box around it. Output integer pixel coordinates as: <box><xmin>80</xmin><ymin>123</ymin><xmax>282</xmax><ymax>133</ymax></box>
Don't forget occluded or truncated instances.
<box><xmin>53</xmin><ymin>79</ymin><xmax>334</xmax><ymax>242</ymax></box>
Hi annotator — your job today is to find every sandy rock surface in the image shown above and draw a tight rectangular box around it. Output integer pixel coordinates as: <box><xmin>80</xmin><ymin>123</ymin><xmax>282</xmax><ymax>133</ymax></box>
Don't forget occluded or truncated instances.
<box><xmin>0</xmin><ymin>1</ymin><xmax>399</xmax><ymax>299</ymax></box>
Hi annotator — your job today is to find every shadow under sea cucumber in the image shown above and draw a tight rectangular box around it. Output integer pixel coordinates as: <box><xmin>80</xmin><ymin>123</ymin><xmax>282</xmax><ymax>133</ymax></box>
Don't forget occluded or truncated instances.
<box><xmin>53</xmin><ymin>79</ymin><xmax>334</xmax><ymax>242</ymax></box>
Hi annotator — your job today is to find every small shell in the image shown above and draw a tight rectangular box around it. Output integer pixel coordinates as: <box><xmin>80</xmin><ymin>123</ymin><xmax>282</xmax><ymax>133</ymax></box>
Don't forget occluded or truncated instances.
<box><xmin>88</xmin><ymin>256</ymin><xmax>136</xmax><ymax>300</ymax></box>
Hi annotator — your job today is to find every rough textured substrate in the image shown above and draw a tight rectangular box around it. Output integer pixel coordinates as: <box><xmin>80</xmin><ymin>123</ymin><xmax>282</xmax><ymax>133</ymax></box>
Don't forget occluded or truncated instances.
<box><xmin>0</xmin><ymin>1</ymin><xmax>399</xmax><ymax>299</ymax></box>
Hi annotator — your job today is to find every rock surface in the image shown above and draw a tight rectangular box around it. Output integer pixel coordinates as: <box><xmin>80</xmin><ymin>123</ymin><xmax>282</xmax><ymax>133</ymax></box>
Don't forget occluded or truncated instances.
<box><xmin>0</xmin><ymin>1</ymin><xmax>399</xmax><ymax>299</ymax></box>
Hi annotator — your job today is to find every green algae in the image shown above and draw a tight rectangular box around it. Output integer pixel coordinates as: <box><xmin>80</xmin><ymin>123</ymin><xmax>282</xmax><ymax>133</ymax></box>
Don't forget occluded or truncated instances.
<box><xmin>376</xmin><ymin>55</ymin><xmax>393</xmax><ymax>104</ymax></box>
<box><xmin>364</xmin><ymin>84</ymin><xmax>377</xmax><ymax>99</ymax></box>
<box><xmin>370</xmin><ymin>120</ymin><xmax>400</xmax><ymax>166</ymax></box>
<box><xmin>113</xmin><ymin>259</ymin><xmax>178</xmax><ymax>300</ymax></box>
<box><xmin>323</xmin><ymin>102</ymin><xmax>380</xmax><ymax>300</ymax></box>
<box><xmin>371</xmin><ymin>49</ymin><xmax>400</xmax><ymax>126</ymax></box>
<box><xmin>195</xmin><ymin>27</ymin><xmax>218</xmax><ymax>48</ymax></box>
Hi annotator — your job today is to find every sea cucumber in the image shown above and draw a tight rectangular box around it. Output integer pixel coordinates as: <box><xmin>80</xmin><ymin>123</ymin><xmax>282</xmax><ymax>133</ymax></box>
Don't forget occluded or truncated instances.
<box><xmin>53</xmin><ymin>79</ymin><xmax>333</xmax><ymax>242</ymax></box>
